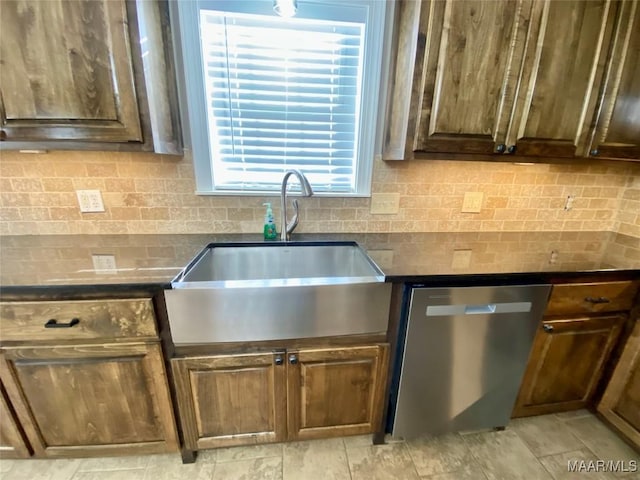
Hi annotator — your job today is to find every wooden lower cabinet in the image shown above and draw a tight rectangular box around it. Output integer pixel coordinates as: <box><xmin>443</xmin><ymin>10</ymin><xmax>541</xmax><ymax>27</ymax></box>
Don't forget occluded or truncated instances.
<box><xmin>598</xmin><ymin>319</ymin><xmax>640</xmax><ymax>449</ymax></box>
<box><xmin>0</xmin><ymin>382</ymin><xmax>30</xmax><ymax>458</ymax></box>
<box><xmin>172</xmin><ymin>344</ymin><xmax>389</xmax><ymax>452</ymax></box>
<box><xmin>287</xmin><ymin>345</ymin><xmax>388</xmax><ymax>440</ymax></box>
<box><xmin>513</xmin><ymin>314</ymin><xmax>625</xmax><ymax>417</ymax></box>
<box><xmin>172</xmin><ymin>352</ymin><xmax>287</xmax><ymax>450</ymax></box>
<box><xmin>0</xmin><ymin>343</ymin><xmax>178</xmax><ymax>458</ymax></box>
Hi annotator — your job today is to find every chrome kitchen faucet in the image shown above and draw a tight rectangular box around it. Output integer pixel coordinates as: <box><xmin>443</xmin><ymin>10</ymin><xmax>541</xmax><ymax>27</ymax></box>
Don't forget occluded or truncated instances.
<box><xmin>280</xmin><ymin>170</ymin><xmax>313</xmax><ymax>241</ymax></box>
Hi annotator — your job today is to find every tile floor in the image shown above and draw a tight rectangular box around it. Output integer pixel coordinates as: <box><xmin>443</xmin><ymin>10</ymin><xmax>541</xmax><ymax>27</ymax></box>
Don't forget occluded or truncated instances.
<box><xmin>1</xmin><ymin>410</ymin><xmax>638</xmax><ymax>480</ymax></box>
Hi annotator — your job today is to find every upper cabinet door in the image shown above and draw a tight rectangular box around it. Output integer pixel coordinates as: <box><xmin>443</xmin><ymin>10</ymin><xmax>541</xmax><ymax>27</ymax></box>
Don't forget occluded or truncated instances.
<box><xmin>589</xmin><ymin>0</ymin><xmax>640</xmax><ymax>160</ymax></box>
<box><xmin>505</xmin><ymin>0</ymin><xmax>618</xmax><ymax>158</ymax></box>
<box><xmin>0</xmin><ymin>0</ymin><xmax>142</xmax><ymax>143</ymax></box>
<box><xmin>384</xmin><ymin>0</ymin><xmax>532</xmax><ymax>159</ymax></box>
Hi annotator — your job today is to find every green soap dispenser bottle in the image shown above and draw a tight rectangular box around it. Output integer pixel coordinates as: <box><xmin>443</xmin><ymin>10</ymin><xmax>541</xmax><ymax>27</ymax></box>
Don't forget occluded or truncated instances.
<box><xmin>263</xmin><ymin>203</ymin><xmax>277</xmax><ymax>240</ymax></box>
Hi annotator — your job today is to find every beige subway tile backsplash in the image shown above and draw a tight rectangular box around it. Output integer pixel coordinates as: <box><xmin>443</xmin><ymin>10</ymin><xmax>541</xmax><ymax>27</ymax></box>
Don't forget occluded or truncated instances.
<box><xmin>0</xmin><ymin>150</ymin><xmax>639</xmax><ymax>236</ymax></box>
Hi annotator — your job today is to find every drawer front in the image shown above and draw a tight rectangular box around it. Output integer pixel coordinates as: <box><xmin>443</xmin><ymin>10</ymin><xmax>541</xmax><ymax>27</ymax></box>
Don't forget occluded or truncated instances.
<box><xmin>546</xmin><ymin>281</ymin><xmax>639</xmax><ymax>316</ymax></box>
<box><xmin>0</xmin><ymin>299</ymin><xmax>158</xmax><ymax>342</ymax></box>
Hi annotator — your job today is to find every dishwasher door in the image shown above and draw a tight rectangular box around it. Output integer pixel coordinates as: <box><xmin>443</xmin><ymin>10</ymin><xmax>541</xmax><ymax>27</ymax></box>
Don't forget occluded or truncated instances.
<box><xmin>392</xmin><ymin>284</ymin><xmax>551</xmax><ymax>439</ymax></box>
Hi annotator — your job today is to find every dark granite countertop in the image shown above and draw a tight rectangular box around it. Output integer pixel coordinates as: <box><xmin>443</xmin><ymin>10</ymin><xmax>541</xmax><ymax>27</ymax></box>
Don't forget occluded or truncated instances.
<box><xmin>0</xmin><ymin>231</ymin><xmax>638</xmax><ymax>293</ymax></box>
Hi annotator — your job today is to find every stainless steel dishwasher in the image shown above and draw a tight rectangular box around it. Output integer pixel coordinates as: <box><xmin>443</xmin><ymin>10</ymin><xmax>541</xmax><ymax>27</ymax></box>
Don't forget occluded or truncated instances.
<box><xmin>392</xmin><ymin>284</ymin><xmax>551</xmax><ymax>439</ymax></box>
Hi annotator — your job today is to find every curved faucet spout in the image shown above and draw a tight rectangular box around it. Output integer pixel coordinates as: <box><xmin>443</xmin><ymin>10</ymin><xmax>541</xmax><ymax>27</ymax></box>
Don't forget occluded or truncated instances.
<box><xmin>280</xmin><ymin>170</ymin><xmax>313</xmax><ymax>241</ymax></box>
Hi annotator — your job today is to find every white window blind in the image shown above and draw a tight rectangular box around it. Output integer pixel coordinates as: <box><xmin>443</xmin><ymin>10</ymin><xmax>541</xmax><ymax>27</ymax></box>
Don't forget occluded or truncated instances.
<box><xmin>199</xmin><ymin>11</ymin><xmax>364</xmax><ymax>193</ymax></box>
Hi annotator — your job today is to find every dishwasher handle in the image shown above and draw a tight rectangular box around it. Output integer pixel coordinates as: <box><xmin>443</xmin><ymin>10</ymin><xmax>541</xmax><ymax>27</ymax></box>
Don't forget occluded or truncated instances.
<box><xmin>426</xmin><ymin>302</ymin><xmax>533</xmax><ymax>317</ymax></box>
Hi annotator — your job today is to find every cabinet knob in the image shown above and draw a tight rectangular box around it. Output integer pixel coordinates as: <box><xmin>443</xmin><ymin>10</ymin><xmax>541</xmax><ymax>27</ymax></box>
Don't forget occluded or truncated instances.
<box><xmin>274</xmin><ymin>355</ymin><xmax>283</xmax><ymax>366</ymax></box>
<box><xmin>507</xmin><ymin>145</ymin><xmax>517</xmax><ymax>154</ymax></box>
<box><xmin>590</xmin><ymin>149</ymin><xmax>599</xmax><ymax>156</ymax></box>
<box><xmin>496</xmin><ymin>144</ymin><xmax>506</xmax><ymax>153</ymax></box>
<box><xmin>289</xmin><ymin>354</ymin><xmax>298</xmax><ymax>365</ymax></box>
<box><xmin>584</xmin><ymin>296</ymin><xmax>610</xmax><ymax>304</ymax></box>
<box><xmin>44</xmin><ymin>318</ymin><xmax>80</xmax><ymax>328</ymax></box>
<box><xmin>542</xmin><ymin>324</ymin><xmax>554</xmax><ymax>333</ymax></box>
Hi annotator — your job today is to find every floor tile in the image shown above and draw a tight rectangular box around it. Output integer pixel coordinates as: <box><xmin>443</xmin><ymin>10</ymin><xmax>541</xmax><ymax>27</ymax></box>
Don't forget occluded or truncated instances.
<box><xmin>282</xmin><ymin>438</ymin><xmax>349</xmax><ymax>480</ymax></box>
<box><xmin>0</xmin><ymin>459</ymin><xmax>15</xmax><ymax>473</ymax></box>
<box><xmin>406</xmin><ymin>433</ymin><xmax>474</xmax><ymax>477</ymax></box>
<box><xmin>71</xmin><ymin>470</ymin><xmax>146</xmax><ymax>480</ymax></box>
<box><xmin>538</xmin><ymin>448</ymin><xmax>618</xmax><ymax>480</ymax></box>
<box><xmin>215</xmin><ymin>443</ymin><xmax>283</xmax><ymax>463</ymax></box>
<box><xmin>420</xmin><ymin>461</ymin><xmax>488</xmax><ymax>480</ymax></box>
<box><xmin>342</xmin><ymin>434</ymin><xmax>374</xmax><ymax>450</ymax></box>
<box><xmin>77</xmin><ymin>455</ymin><xmax>150</xmax><ymax>472</ymax></box>
<box><xmin>565</xmin><ymin>416</ymin><xmax>640</xmax><ymax>469</ymax></box>
<box><xmin>3</xmin><ymin>459</ymin><xmax>81</xmax><ymax>480</ymax></box>
<box><xmin>347</xmin><ymin>443</ymin><xmax>419</xmax><ymax>480</ymax></box>
<box><xmin>144</xmin><ymin>456</ymin><xmax>215</xmax><ymax>480</ymax></box>
<box><xmin>212</xmin><ymin>456</ymin><xmax>282</xmax><ymax>480</ymax></box>
<box><xmin>510</xmin><ymin>414</ymin><xmax>584</xmax><ymax>457</ymax></box>
<box><xmin>463</xmin><ymin>429</ymin><xmax>552</xmax><ymax>480</ymax></box>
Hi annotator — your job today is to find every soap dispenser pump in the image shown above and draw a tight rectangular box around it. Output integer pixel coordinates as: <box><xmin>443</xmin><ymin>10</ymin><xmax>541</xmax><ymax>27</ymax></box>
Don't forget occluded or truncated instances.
<box><xmin>263</xmin><ymin>203</ymin><xmax>277</xmax><ymax>240</ymax></box>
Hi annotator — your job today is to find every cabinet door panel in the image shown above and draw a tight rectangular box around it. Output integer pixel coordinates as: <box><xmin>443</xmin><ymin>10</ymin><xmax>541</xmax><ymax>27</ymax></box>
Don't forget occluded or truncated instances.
<box><xmin>513</xmin><ymin>314</ymin><xmax>624</xmax><ymax>417</ymax></box>
<box><xmin>287</xmin><ymin>345</ymin><xmax>388</xmax><ymax>440</ymax></box>
<box><xmin>590</xmin><ymin>0</ymin><xmax>640</xmax><ymax>160</ymax></box>
<box><xmin>0</xmin><ymin>344</ymin><xmax>177</xmax><ymax>457</ymax></box>
<box><xmin>598</xmin><ymin>319</ymin><xmax>640</xmax><ymax>449</ymax></box>
<box><xmin>414</xmin><ymin>0</ymin><xmax>530</xmax><ymax>155</ymax></box>
<box><xmin>172</xmin><ymin>353</ymin><xmax>286</xmax><ymax>450</ymax></box>
<box><xmin>0</xmin><ymin>0</ymin><xmax>142</xmax><ymax>142</ymax></box>
<box><xmin>0</xmin><ymin>383</ymin><xmax>30</xmax><ymax>458</ymax></box>
<box><xmin>507</xmin><ymin>0</ymin><xmax>617</xmax><ymax>157</ymax></box>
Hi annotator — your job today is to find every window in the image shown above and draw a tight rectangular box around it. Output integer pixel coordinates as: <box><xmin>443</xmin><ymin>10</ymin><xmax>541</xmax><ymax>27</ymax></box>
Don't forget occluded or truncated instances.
<box><xmin>172</xmin><ymin>0</ymin><xmax>389</xmax><ymax>196</ymax></box>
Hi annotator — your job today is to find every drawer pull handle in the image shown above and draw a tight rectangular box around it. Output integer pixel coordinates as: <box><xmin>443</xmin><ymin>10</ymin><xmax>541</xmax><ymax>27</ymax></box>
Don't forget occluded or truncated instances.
<box><xmin>584</xmin><ymin>296</ymin><xmax>610</xmax><ymax>304</ymax></box>
<box><xmin>543</xmin><ymin>324</ymin><xmax>554</xmax><ymax>333</ymax></box>
<box><xmin>45</xmin><ymin>318</ymin><xmax>80</xmax><ymax>328</ymax></box>
<box><xmin>289</xmin><ymin>354</ymin><xmax>298</xmax><ymax>365</ymax></box>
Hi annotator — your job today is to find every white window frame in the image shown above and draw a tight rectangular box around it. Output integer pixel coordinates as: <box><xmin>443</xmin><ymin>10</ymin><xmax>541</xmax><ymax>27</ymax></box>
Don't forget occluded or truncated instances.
<box><xmin>170</xmin><ymin>0</ymin><xmax>392</xmax><ymax>197</ymax></box>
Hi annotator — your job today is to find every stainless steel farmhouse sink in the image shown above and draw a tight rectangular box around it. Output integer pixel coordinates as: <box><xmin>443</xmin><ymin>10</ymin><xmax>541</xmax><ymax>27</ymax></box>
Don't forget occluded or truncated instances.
<box><xmin>164</xmin><ymin>242</ymin><xmax>392</xmax><ymax>344</ymax></box>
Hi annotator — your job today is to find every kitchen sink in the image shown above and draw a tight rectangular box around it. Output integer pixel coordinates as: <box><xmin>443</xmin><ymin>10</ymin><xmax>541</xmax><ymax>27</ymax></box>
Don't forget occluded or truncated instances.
<box><xmin>165</xmin><ymin>242</ymin><xmax>391</xmax><ymax>344</ymax></box>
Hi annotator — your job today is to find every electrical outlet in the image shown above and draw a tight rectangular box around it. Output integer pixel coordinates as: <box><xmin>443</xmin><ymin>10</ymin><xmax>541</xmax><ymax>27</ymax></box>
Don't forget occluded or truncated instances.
<box><xmin>370</xmin><ymin>193</ymin><xmax>400</xmax><ymax>214</ymax></box>
<box><xmin>451</xmin><ymin>249</ymin><xmax>472</xmax><ymax>269</ymax></box>
<box><xmin>461</xmin><ymin>192</ymin><xmax>483</xmax><ymax>213</ymax></box>
<box><xmin>77</xmin><ymin>190</ymin><xmax>105</xmax><ymax>213</ymax></box>
<box><xmin>92</xmin><ymin>254</ymin><xmax>117</xmax><ymax>273</ymax></box>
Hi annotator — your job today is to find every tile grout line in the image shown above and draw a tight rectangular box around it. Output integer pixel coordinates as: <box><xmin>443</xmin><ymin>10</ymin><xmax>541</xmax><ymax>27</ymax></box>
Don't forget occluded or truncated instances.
<box><xmin>509</xmin><ymin>424</ymin><xmax>565</xmax><ymax>480</ymax></box>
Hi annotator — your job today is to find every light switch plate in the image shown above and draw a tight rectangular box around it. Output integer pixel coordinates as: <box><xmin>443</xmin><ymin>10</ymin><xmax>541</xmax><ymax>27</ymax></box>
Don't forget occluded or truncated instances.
<box><xmin>77</xmin><ymin>190</ymin><xmax>105</xmax><ymax>213</ymax></box>
<box><xmin>370</xmin><ymin>193</ymin><xmax>400</xmax><ymax>214</ymax></box>
<box><xmin>462</xmin><ymin>192</ymin><xmax>483</xmax><ymax>213</ymax></box>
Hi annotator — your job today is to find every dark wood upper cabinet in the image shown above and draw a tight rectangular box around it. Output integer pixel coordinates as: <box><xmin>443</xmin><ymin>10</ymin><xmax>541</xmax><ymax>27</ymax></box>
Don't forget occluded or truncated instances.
<box><xmin>384</xmin><ymin>0</ymin><xmax>638</xmax><ymax>162</ymax></box>
<box><xmin>507</xmin><ymin>0</ymin><xmax>618</xmax><ymax>158</ymax></box>
<box><xmin>0</xmin><ymin>0</ymin><xmax>181</xmax><ymax>154</ymax></box>
<box><xmin>589</xmin><ymin>0</ymin><xmax>640</xmax><ymax>160</ymax></box>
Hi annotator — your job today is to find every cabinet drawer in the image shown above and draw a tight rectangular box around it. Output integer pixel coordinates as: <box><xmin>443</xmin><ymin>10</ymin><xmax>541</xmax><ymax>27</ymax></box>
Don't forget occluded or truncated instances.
<box><xmin>0</xmin><ymin>299</ymin><xmax>158</xmax><ymax>342</ymax></box>
<box><xmin>546</xmin><ymin>281</ymin><xmax>639</xmax><ymax>316</ymax></box>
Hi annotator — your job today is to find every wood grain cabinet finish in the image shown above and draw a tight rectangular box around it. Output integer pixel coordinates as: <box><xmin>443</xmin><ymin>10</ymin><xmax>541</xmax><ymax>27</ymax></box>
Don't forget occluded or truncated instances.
<box><xmin>0</xmin><ymin>299</ymin><xmax>158</xmax><ymax>343</ymax></box>
<box><xmin>598</xmin><ymin>318</ymin><xmax>640</xmax><ymax>449</ymax></box>
<box><xmin>513</xmin><ymin>280</ymin><xmax>639</xmax><ymax>418</ymax></box>
<box><xmin>287</xmin><ymin>345</ymin><xmax>388</xmax><ymax>441</ymax></box>
<box><xmin>172</xmin><ymin>344</ymin><xmax>389</xmax><ymax>451</ymax></box>
<box><xmin>512</xmin><ymin>314</ymin><xmax>625</xmax><ymax>417</ymax></box>
<box><xmin>0</xmin><ymin>381</ymin><xmax>30</xmax><ymax>458</ymax></box>
<box><xmin>0</xmin><ymin>343</ymin><xmax>178</xmax><ymax>458</ymax></box>
<box><xmin>171</xmin><ymin>353</ymin><xmax>287</xmax><ymax>450</ymax></box>
<box><xmin>384</xmin><ymin>0</ymin><xmax>638</xmax><ymax>162</ymax></box>
<box><xmin>589</xmin><ymin>0</ymin><xmax>640</xmax><ymax>160</ymax></box>
<box><xmin>0</xmin><ymin>0</ymin><xmax>181</xmax><ymax>153</ymax></box>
